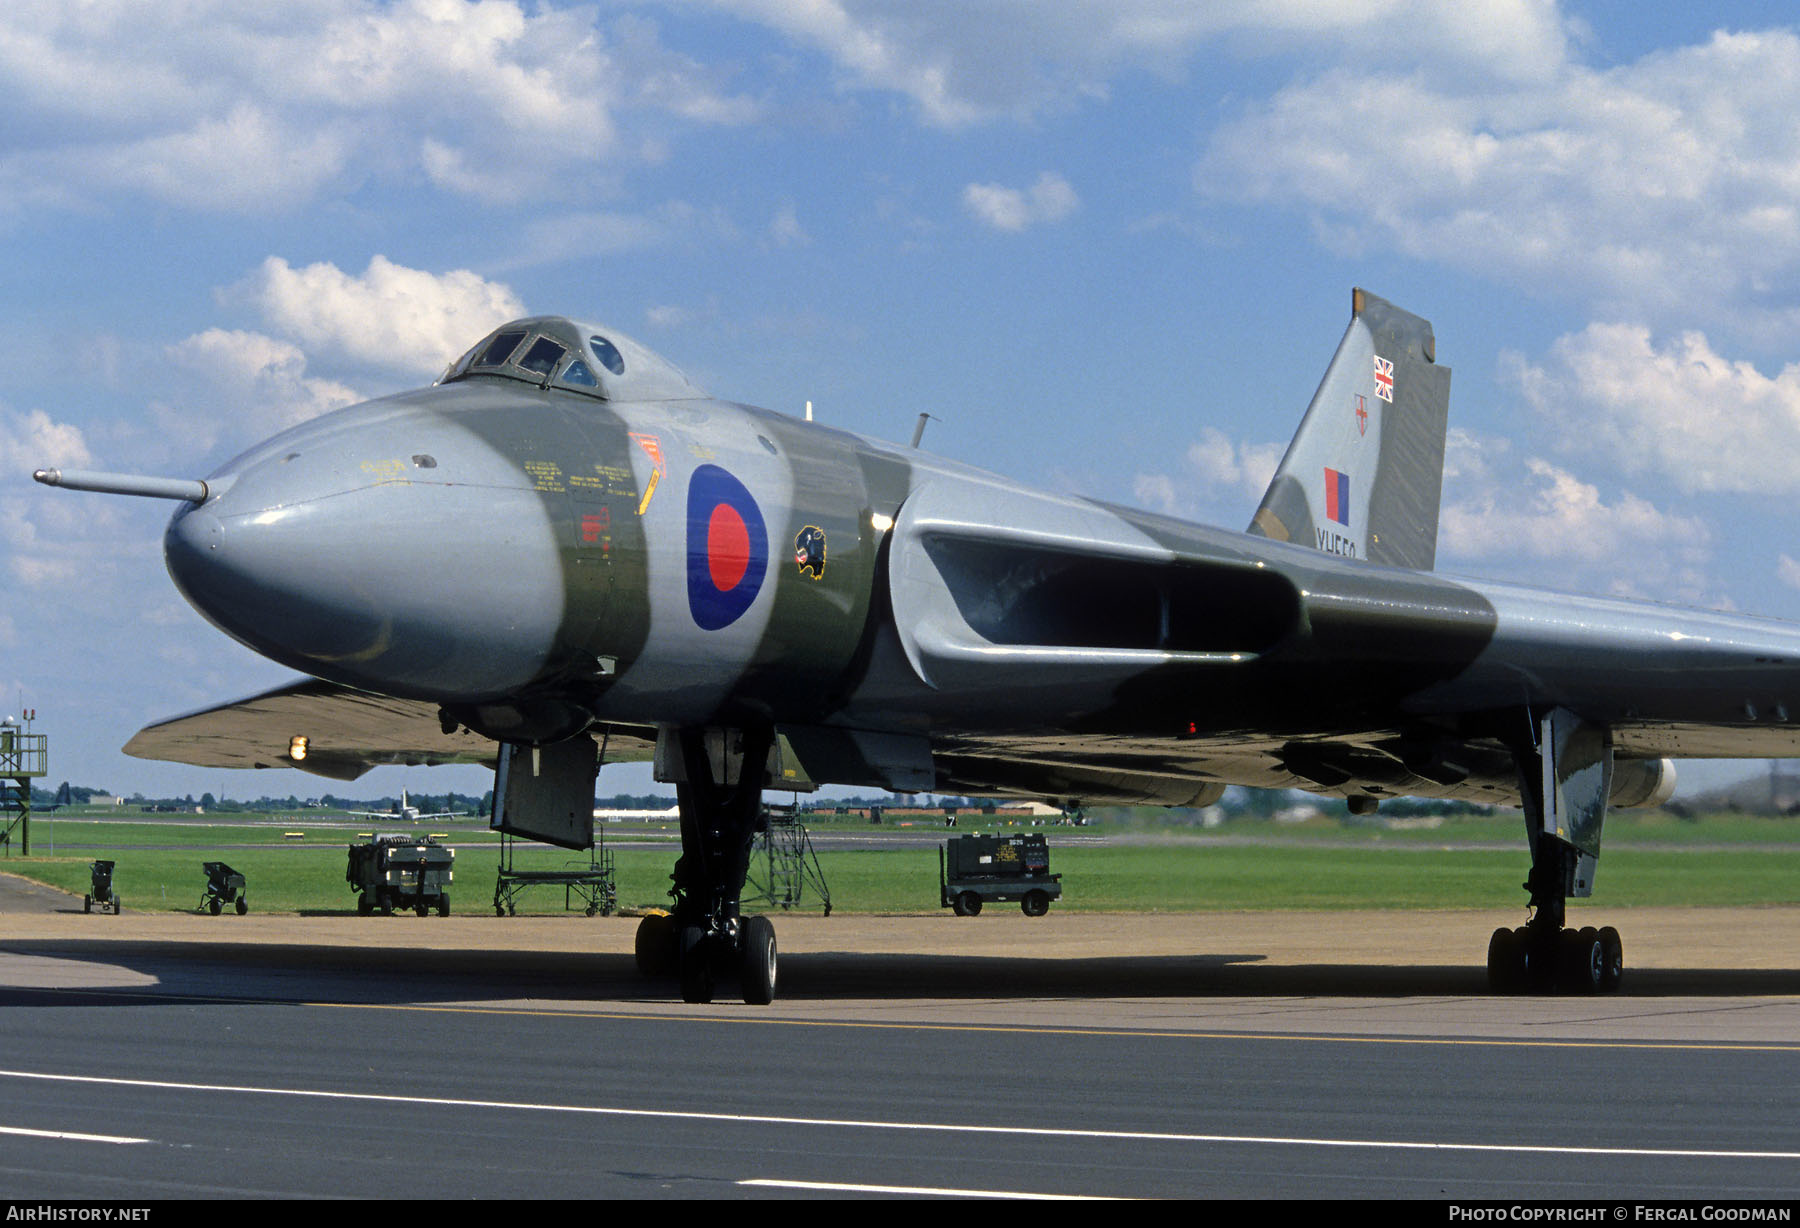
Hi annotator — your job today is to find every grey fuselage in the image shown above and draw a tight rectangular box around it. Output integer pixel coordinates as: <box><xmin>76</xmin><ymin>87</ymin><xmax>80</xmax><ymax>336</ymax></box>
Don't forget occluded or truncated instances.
<box><xmin>158</xmin><ymin>316</ymin><xmax>1800</xmax><ymax>808</ymax></box>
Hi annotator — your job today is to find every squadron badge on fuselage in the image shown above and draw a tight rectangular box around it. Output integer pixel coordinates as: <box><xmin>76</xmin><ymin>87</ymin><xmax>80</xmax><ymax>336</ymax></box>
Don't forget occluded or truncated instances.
<box><xmin>794</xmin><ymin>525</ymin><xmax>826</xmax><ymax>579</ymax></box>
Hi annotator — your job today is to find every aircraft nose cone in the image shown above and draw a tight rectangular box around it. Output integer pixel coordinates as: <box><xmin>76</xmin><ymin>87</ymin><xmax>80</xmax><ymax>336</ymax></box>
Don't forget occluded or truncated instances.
<box><xmin>163</xmin><ymin>420</ymin><xmax>567</xmax><ymax>701</ymax></box>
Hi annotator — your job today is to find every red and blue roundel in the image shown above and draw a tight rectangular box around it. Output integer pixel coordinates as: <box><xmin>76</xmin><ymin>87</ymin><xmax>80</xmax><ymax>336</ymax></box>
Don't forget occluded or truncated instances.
<box><xmin>686</xmin><ymin>464</ymin><xmax>768</xmax><ymax>630</ymax></box>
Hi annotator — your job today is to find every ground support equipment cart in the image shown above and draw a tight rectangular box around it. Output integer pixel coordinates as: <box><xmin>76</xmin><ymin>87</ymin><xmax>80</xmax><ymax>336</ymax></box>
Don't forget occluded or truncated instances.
<box><xmin>347</xmin><ymin>834</ymin><xmax>454</xmax><ymax>916</ymax></box>
<box><xmin>940</xmin><ymin>833</ymin><xmax>1062</xmax><ymax>916</ymax></box>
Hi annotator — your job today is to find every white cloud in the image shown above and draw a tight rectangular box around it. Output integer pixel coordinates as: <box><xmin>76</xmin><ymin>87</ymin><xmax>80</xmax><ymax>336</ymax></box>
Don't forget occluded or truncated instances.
<box><xmin>0</xmin><ymin>408</ymin><xmax>94</xmax><ymax>473</ymax></box>
<box><xmin>238</xmin><ymin>256</ymin><xmax>526</xmax><ymax>377</ymax></box>
<box><xmin>768</xmin><ymin>202</ymin><xmax>809</xmax><ymax>247</ymax></box>
<box><xmin>963</xmin><ymin>172</ymin><xmax>1078</xmax><ymax>232</ymax></box>
<box><xmin>1439</xmin><ymin>452</ymin><xmax>1714</xmax><ymax>600</ymax></box>
<box><xmin>0</xmin><ymin>1</ymin><xmax>760</xmax><ymax>212</ymax></box>
<box><xmin>86</xmin><ymin>104</ymin><xmax>349</xmax><ymax>212</ymax></box>
<box><xmin>704</xmin><ymin>1</ymin><xmax>1570</xmax><ymax>125</ymax></box>
<box><xmin>1197</xmin><ymin>29</ymin><xmax>1800</xmax><ymax>329</ymax></box>
<box><xmin>161</xmin><ymin>329</ymin><xmax>362</xmax><ymax>453</ymax></box>
<box><xmin>1507</xmin><ymin>323</ymin><xmax>1800</xmax><ymax>495</ymax></box>
<box><xmin>1132</xmin><ymin>426</ymin><xmax>1281</xmax><ymax>518</ymax></box>
<box><xmin>1779</xmin><ymin>554</ymin><xmax>1800</xmax><ymax>591</ymax></box>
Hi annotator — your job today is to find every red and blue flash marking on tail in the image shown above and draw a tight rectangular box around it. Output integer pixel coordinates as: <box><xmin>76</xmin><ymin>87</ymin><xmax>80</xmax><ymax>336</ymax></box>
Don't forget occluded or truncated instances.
<box><xmin>1323</xmin><ymin>467</ymin><xmax>1350</xmax><ymax>526</ymax></box>
<box><xmin>687</xmin><ymin>464</ymin><xmax>768</xmax><ymax>630</ymax></box>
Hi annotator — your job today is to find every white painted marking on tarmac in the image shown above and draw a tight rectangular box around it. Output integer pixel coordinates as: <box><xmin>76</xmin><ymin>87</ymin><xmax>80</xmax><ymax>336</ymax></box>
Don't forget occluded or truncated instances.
<box><xmin>0</xmin><ymin>1124</ymin><xmax>148</xmax><ymax>1145</ymax></box>
<box><xmin>0</xmin><ymin>1068</ymin><xmax>1794</xmax><ymax>1162</ymax></box>
<box><xmin>741</xmin><ymin>1178</ymin><xmax>1112</xmax><ymax>1199</ymax></box>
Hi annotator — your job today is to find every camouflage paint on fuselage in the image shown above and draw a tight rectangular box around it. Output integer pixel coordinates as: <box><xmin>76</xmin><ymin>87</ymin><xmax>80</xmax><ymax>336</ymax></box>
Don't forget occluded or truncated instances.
<box><xmin>138</xmin><ymin>307</ymin><xmax>1800</xmax><ymax>811</ymax></box>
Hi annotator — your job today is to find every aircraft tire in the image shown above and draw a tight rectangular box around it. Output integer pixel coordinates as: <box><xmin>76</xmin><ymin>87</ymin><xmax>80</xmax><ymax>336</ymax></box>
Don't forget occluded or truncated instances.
<box><xmin>1598</xmin><ymin>926</ymin><xmax>1624</xmax><ymax>993</ymax></box>
<box><xmin>634</xmin><ymin>913</ymin><xmax>675</xmax><ymax>976</ymax></box>
<box><xmin>678</xmin><ymin>925</ymin><xmax>714</xmax><ymax>1004</ymax></box>
<box><xmin>740</xmin><ymin>915</ymin><xmax>777</xmax><ymax>1005</ymax></box>
<box><xmin>1486</xmin><ymin>926</ymin><xmax>1523</xmax><ymax>993</ymax></box>
<box><xmin>1559</xmin><ymin>928</ymin><xmax>1604</xmax><ymax>995</ymax></box>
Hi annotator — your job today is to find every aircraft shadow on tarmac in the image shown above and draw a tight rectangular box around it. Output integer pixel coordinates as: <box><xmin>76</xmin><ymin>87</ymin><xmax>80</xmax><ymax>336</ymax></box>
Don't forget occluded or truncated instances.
<box><xmin>2</xmin><ymin>939</ymin><xmax>1798</xmax><ymax>1006</ymax></box>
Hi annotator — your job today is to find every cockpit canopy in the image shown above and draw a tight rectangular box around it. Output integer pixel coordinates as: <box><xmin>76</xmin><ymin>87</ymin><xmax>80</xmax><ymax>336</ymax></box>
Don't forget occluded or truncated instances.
<box><xmin>440</xmin><ymin>316</ymin><xmax>703</xmax><ymax>402</ymax></box>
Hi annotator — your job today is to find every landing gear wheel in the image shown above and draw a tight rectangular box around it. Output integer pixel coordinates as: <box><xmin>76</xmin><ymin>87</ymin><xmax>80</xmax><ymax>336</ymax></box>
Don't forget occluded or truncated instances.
<box><xmin>1558</xmin><ymin>927</ymin><xmax>1604</xmax><ymax>994</ymax></box>
<box><xmin>236</xmin><ymin>897</ymin><xmax>247</xmax><ymax>916</ymax></box>
<box><xmin>1021</xmin><ymin>890</ymin><xmax>1050</xmax><ymax>918</ymax></box>
<box><xmin>740</xmin><ymin>915</ymin><xmax>777</xmax><ymax>1005</ymax></box>
<box><xmin>1598</xmin><ymin>926</ymin><xmax>1624</xmax><ymax>993</ymax></box>
<box><xmin>953</xmin><ymin>891</ymin><xmax>982</xmax><ymax>917</ymax></box>
<box><xmin>678</xmin><ymin>925</ymin><xmax>714</xmax><ymax>1004</ymax></box>
<box><xmin>1486</xmin><ymin>926</ymin><xmax>1525</xmax><ymax>993</ymax></box>
<box><xmin>634</xmin><ymin>913</ymin><xmax>675</xmax><ymax>976</ymax></box>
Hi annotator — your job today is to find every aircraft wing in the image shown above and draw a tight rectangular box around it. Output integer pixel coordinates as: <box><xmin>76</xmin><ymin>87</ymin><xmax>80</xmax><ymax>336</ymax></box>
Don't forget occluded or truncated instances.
<box><xmin>122</xmin><ymin>678</ymin><xmax>654</xmax><ymax>782</ymax></box>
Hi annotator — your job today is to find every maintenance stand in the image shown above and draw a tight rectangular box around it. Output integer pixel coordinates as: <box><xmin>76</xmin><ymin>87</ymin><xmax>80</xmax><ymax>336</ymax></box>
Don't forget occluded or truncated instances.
<box><xmin>940</xmin><ymin>832</ymin><xmax>1062</xmax><ymax>916</ymax></box>
<box><xmin>744</xmin><ymin>804</ymin><xmax>831</xmax><ymax>915</ymax></box>
<box><xmin>0</xmin><ymin>712</ymin><xmax>45</xmax><ymax>856</ymax></box>
<box><xmin>492</xmin><ymin>829</ymin><xmax>616</xmax><ymax>916</ymax></box>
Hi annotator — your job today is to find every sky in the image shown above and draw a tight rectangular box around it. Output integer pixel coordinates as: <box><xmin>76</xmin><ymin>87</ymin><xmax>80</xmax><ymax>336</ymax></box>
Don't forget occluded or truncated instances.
<box><xmin>5</xmin><ymin>0</ymin><xmax>1800</xmax><ymax>803</ymax></box>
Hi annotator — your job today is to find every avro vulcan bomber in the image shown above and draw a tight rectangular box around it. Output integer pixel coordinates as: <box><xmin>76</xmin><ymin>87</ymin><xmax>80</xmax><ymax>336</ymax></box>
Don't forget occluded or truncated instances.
<box><xmin>40</xmin><ymin>290</ymin><xmax>1800</xmax><ymax>1003</ymax></box>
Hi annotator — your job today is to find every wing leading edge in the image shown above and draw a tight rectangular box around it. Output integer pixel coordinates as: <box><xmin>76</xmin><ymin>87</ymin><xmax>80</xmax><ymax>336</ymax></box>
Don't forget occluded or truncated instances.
<box><xmin>124</xmin><ymin>679</ymin><xmax>653</xmax><ymax>782</ymax></box>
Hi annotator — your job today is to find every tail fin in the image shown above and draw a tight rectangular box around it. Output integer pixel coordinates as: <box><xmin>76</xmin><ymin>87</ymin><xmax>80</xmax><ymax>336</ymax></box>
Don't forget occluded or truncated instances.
<box><xmin>1246</xmin><ymin>288</ymin><xmax>1450</xmax><ymax>571</ymax></box>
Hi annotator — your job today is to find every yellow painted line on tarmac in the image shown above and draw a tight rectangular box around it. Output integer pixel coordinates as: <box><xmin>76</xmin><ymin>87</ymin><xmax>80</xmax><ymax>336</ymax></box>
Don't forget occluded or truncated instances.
<box><xmin>20</xmin><ymin>981</ymin><xmax>1800</xmax><ymax>1054</ymax></box>
<box><xmin>306</xmin><ymin>998</ymin><xmax>1800</xmax><ymax>1054</ymax></box>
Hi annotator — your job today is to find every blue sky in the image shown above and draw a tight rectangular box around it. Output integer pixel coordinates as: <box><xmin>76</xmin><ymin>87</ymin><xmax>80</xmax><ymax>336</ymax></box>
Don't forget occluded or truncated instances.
<box><xmin>6</xmin><ymin>0</ymin><xmax>1800</xmax><ymax>801</ymax></box>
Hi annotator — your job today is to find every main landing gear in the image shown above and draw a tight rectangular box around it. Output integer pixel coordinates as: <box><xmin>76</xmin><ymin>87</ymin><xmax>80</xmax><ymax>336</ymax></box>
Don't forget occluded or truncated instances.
<box><xmin>634</xmin><ymin>726</ymin><xmax>780</xmax><ymax>1005</ymax></box>
<box><xmin>1484</xmin><ymin>826</ymin><xmax>1623</xmax><ymax>993</ymax></box>
<box><xmin>1487</xmin><ymin>707</ymin><xmax>1625</xmax><ymax>995</ymax></box>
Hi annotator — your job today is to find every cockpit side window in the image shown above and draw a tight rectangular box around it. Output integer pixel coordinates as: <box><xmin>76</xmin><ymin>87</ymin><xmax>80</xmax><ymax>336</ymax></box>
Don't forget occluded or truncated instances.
<box><xmin>517</xmin><ymin>336</ymin><xmax>567</xmax><ymax>377</ymax></box>
<box><xmin>589</xmin><ymin>335</ymin><xmax>626</xmax><ymax>376</ymax></box>
<box><xmin>475</xmin><ymin>330</ymin><xmax>528</xmax><ymax>368</ymax></box>
<box><xmin>560</xmin><ymin>358</ymin><xmax>600</xmax><ymax>388</ymax></box>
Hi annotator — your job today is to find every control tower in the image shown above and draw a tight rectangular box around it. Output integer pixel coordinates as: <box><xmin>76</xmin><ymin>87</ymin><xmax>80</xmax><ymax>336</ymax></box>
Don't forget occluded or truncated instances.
<box><xmin>0</xmin><ymin>711</ymin><xmax>46</xmax><ymax>855</ymax></box>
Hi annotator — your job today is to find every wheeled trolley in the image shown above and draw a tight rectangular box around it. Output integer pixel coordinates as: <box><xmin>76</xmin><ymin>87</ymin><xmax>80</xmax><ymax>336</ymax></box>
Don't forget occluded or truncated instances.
<box><xmin>200</xmin><ymin>861</ymin><xmax>248</xmax><ymax>915</ymax></box>
<box><xmin>85</xmin><ymin>859</ymin><xmax>120</xmax><ymax>914</ymax></box>
<box><xmin>940</xmin><ymin>833</ymin><xmax>1062</xmax><ymax>917</ymax></box>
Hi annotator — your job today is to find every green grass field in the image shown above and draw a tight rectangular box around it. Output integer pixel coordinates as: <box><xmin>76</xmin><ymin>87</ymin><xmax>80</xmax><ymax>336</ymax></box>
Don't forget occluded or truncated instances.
<box><xmin>7</xmin><ymin>812</ymin><xmax>1800</xmax><ymax>915</ymax></box>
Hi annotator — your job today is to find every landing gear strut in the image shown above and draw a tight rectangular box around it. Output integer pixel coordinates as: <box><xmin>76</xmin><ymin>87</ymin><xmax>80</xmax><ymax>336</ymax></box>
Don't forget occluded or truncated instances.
<box><xmin>1488</xmin><ymin>708</ymin><xmax>1625</xmax><ymax>995</ymax></box>
<box><xmin>639</xmin><ymin>726</ymin><xmax>780</xmax><ymax>1005</ymax></box>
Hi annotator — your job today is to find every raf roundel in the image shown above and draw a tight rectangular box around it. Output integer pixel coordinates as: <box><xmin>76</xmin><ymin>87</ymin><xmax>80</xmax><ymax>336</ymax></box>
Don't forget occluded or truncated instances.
<box><xmin>686</xmin><ymin>464</ymin><xmax>769</xmax><ymax>630</ymax></box>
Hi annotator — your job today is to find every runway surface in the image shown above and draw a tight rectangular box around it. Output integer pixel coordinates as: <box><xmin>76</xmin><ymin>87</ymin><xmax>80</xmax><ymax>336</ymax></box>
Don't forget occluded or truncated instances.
<box><xmin>2</xmin><ymin>890</ymin><xmax>1798</xmax><ymax>1199</ymax></box>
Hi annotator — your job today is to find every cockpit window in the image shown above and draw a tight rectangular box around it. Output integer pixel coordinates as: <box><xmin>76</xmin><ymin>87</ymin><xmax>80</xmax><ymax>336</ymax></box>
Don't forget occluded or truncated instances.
<box><xmin>589</xmin><ymin>335</ymin><xmax>626</xmax><ymax>376</ymax></box>
<box><xmin>475</xmin><ymin>330</ymin><xmax>527</xmax><ymax>368</ymax></box>
<box><xmin>560</xmin><ymin>359</ymin><xmax>599</xmax><ymax>388</ymax></box>
<box><xmin>517</xmin><ymin>336</ymin><xmax>566</xmax><ymax>377</ymax></box>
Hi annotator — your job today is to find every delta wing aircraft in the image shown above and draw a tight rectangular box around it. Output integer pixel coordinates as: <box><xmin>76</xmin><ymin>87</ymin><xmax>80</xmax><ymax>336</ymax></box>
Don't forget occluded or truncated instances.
<box><xmin>37</xmin><ymin>290</ymin><xmax>1800</xmax><ymax>1004</ymax></box>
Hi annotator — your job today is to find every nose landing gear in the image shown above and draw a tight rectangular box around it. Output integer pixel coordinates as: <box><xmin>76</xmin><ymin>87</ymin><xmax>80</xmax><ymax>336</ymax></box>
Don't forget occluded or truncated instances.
<box><xmin>641</xmin><ymin>726</ymin><xmax>783</xmax><ymax>1005</ymax></box>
